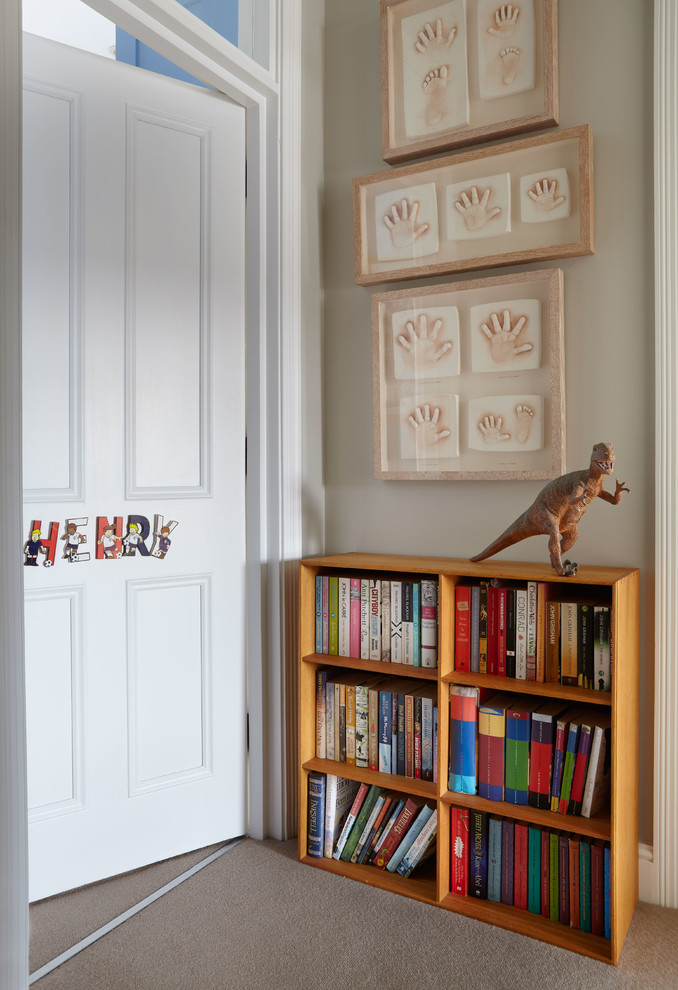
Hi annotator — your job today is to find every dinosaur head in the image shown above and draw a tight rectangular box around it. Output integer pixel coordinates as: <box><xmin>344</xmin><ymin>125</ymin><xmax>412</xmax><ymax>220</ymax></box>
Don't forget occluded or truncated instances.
<box><xmin>590</xmin><ymin>442</ymin><xmax>615</xmax><ymax>474</ymax></box>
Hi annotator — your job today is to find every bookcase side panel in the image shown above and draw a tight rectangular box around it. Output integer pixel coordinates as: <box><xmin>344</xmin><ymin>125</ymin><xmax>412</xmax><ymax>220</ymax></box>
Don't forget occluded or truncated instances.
<box><xmin>610</xmin><ymin>571</ymin><xmax>640</xmax><ymax>962</ymax></box>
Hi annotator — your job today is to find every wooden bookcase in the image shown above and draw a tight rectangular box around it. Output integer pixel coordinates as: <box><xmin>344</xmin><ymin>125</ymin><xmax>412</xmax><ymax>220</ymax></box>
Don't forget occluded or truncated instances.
<box><xmin>298</xmin><ymin>553</ymin><xmax>639</xmax><ymax>965</ymax></box>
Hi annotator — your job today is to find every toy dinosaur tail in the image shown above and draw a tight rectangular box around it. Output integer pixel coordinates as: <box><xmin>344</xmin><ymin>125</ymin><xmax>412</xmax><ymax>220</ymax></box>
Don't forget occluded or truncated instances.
<box><xmin>469</xmin><ymin>511</ymin><xmax>532</xmax><ymax>562</ymax></box>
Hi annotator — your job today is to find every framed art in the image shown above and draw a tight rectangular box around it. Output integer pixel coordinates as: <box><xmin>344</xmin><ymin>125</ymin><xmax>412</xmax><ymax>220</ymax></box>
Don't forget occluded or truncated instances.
<box><xmin>354</xmin><ymin>124</ymin><xmax>592</xmax><ymax>285</ymax></box>
<box><xmin>372</xmin><ymin>267</ymin><xmax>564</xmax><ymax>480</ymax></box>
<box><xmin>381</xmin><ymin>0</ymin><xmax>559</xmax><ymax>163</ymax></box>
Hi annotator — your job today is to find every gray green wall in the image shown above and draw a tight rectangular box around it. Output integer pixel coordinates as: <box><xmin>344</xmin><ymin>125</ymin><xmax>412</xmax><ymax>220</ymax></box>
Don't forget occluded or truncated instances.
<box><xmin>321</xmin><ymin>0</ymin><xmax>654</xmax><ymax>844</ymax></box>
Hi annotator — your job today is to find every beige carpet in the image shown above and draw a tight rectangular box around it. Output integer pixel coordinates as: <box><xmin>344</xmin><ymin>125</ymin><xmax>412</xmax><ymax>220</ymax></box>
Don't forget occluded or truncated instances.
<box><xmin>30</xmin><ymin>839</ymin><xmax>678</xmax><ymax>990</ymax></box>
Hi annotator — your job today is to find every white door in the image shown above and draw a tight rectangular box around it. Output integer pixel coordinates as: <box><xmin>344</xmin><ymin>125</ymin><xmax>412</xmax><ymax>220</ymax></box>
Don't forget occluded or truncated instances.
<box><xmin>22</xmin><ymin>32</ymin><xmax>247</xmax><ymax>902</ymax></box>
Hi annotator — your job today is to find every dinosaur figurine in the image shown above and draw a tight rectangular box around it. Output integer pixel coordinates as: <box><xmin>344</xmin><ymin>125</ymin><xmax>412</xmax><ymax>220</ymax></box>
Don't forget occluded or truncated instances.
<box><xmin>470</xmin><ymin>442</ymin><xmax>629</xmax><ymax>576</ymax></box>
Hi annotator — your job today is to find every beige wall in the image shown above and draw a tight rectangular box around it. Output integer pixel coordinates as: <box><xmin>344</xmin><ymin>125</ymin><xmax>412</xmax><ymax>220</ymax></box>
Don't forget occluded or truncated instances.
<box><xmin>321</xmin><ymin>0</ymin><xmax>654</xmax><ymax>844</ymax></box>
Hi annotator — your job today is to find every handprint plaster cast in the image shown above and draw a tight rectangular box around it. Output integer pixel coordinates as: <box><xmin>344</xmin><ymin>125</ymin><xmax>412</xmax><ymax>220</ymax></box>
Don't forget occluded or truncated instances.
<box><xmin>527</xmin><ymin>178</ymin><xmax>567</xmax><ymax>214</ymax></box>
<box><xmin>478</xmin><ymin>414</ymin><xmax>511</xmax><ymax>444</ymax></box>
<box><xmin>487</xmin><ymin>3</ymin><xmax>520</xmax><ymax>37</ymax></box>
<box><xmin>409</xmin><ymin>404</ymin><xmax>451</xmax><ymax>455</ymax></box>
<box><xmin>480</xmin><ymin>309</ymin><xmax>533</xmax><ymax>364</ymax></box>
<box><xmin>415</xmin><ymin>18</ymin><xmax>457</xmax><ymax>54</ymax></box>
<box><xmin>384</xmin><ymin>198</ymin><xmax>430</xmax><ymax>250</ymax></box>
<box><xmin>398</xmin><ymin>313</ymin><xmax>453</xmax><ymax>367</ymax></box>
<box><xmin>454</xmin><ymin>185</ymin><xmax>502</xmax><ymax>232</ymax></box>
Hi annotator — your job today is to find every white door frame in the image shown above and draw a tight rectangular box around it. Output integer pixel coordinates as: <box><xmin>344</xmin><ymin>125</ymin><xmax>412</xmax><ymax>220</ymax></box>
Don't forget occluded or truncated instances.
<box><xmin>1</xmin><ymin>0</ymin><xmax>304</xmax><ymax>983</ymax></box>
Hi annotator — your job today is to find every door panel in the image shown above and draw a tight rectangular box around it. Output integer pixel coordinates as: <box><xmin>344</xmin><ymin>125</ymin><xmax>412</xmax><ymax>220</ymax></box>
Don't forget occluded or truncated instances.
<box><xmin>22</xmin><ymin>33</ymin><xmax>247</xmax><ymax>901</ymax></box>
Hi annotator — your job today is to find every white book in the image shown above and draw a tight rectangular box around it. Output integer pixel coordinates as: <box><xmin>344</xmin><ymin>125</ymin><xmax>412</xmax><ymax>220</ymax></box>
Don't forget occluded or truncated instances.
<box><xmin>396</xmin><ymin>808</ymin><xmax>438</xmax><ymax>877</ymax></box>
<box><xmin>338</xmin><ymin>576</ymin><xmax>351</xmax><ymax>657</ymax></box>
<box><xmin>360</xmin><ymin>579</ymin><xmax>370</xmax><ymax>660</ymax></box>
<box><xmin>369</xmin><ymin>579</ymin><xmax>381</xmax><ymax>660</ymax></box>
<box><xmin>381</xmin><ymin>580</ymin><xmax>391</xmax><ymax>661</ymax></box>
<box><xmin>515</xmin><ymin>588</ymin><xmax>528</xmax><ymax>679</ymax></box>
<box><xmin>526</xmin><ymin>580</ymin><xmax>537</xmax><ymax>679</ymax></box>
<box><xmin>581</xmin><ymin>723</ymin><xmax>611</xmax><ymax>817</ymax></box>
<box><xmin>324</xmin><ymin>775</ymin><xmax>361</xmax><ymax>858</ymax></box>
<box><xmin>391</xmin><ymin>580</ymin><xmax>403</xmax><ymax>662</ymax></box>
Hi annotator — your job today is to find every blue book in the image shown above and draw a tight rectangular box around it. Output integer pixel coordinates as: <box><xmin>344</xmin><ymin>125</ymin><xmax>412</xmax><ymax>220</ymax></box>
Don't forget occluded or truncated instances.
<box><xmin>413</xmin><ymin>581</ymin><xmax>421</xmax><ymax>666</ymax></box>
<box><xmin>378</xmin><ymin>689</ymin><xmax>392</xmax><ymax>773</ymax></box>
<box><xmin>501</xmin><ymin>820</ymin><xmax>514</xmax><ymax>905</ymax></box>
<box><xmin>487</xmin><ymin>816</ymin><xmax>502</xmax><ymax>902</ymax></box>
<box><xmin>469</xmin><ymin>810</ymin><xmax>488</xmax><ymax>899</ymax></box>
<box><xmin>306</xmin><ymin>771</ymin><xmax>325</xmax><ymax>858</ymax></box>
<box><xmin>505</xmin><ymin>699</ymin><xmax>540</xmax><ymax>805</ymax></box>
<box><xmin>448</xmin><ymin>685</ymin><xmax>479</xmax><ymax>794</ymax></box>
<box><xmin>528</xmin><ymin>826</ymin><xmax>541</xmax><ymax>914</ymax></box>
<box><xmin>604</xmin><ymin>846</ymin><xmax>611</xmax><ymax>940</ymax></box>
<box><xmin>387</xmin><ymin>803</ymin><xmax>433</xmax><ymax>873</ymax></box>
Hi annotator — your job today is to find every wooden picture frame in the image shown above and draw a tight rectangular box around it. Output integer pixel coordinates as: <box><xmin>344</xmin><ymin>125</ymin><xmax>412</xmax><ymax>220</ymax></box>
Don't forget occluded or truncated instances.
<box><xmin>354</xmin><ymin>124</ymin><xmax>593</xmax><ymax>286</ymax></box>
<box><xmin>381</xmin><ymin>0</ymin><xmax>559</xmax><ymax>163</ymax></box>
<box><xmin>372</xmin><ymin>267</ymin><xmax>565</xmax><ymax>480</ymax></box>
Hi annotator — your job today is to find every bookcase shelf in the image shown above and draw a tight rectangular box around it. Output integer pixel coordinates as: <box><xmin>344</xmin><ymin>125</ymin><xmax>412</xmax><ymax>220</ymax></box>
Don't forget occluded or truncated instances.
<box><xmin>298</xmin><ymin>553</ymin><xmax>639</xmax><ymax>966</ymax></box>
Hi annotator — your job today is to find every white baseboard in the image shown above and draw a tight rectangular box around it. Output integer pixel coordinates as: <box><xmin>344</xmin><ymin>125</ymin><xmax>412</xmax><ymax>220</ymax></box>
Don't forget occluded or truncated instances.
<box><xmin>638</xmin><ymin>842</ymin><xmax>657</xmax><ymax>904</ymax></box>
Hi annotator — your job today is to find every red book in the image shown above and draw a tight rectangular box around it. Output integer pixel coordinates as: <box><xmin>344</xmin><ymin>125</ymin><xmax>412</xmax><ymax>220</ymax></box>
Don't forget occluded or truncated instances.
<box><xmin>497</xmin><ymin>589</ymin><xmax>508</xmax><ymax>677</ymax></box>
<box><xmin>514</xmin><ymin>822</ymin><xmax>529</xmax><ymax>909</ymax></box>
<box><xmin>451</xmin><ymin>806</ymin><xmax>469</xmax><ymax>895</ymax></box>
<box><xmin>541</xmin><ymin>828</ymin><xmax>551</xmax><ymax>918</ymax></box>
<box><xmin>569</xmin><ymin>721</ymin><xmax>593</xmax><ymax>815</ymax></box>
<box><xmin>487</xmin><ymin>586</ymin><xmax>499</xmax><ymax>675</ymax></box>
<box><xmin>569</xmin><ymin>837</ymin><xmax>580</xmax><ymax>929</ymax></box>
<box><xmin>591</xmin><ymin>841</ymin><xmax>605</xmax><ymax>935</ymax></box>
<box><xmin>455</xmin><ymin>586</ymin><xmax>471</xmax><ymax>671</ymax></box>
<box><xmin>374</xmin><ymin>798</ymin><xmax>419</xmax><ymax>869</ymax></box>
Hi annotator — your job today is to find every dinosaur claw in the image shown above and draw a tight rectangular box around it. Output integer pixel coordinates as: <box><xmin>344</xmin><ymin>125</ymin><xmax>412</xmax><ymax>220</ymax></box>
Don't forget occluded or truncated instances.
<box><xmin>562</xmin><ymin>559</ymin><xmax>579</xmax><ymax>576</ymax></box>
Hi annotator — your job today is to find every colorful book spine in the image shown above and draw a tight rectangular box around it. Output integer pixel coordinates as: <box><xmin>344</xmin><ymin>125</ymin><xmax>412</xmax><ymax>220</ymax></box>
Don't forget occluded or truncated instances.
<box><xmin>497</xmin><ymin>588</ymin><xmax>507</xmax><ymax>678</ymax></box>
<box><xmin>470</xmin><ymin>585</ymin><xmax>480</xmax><ymax>673</ymax></box>
<box><xmin>448</xmin><ymin>685</ymin><xmax>479</xmax><ymax>794</ymax></box>
<box><xmin>386</xmin><ymin>803</ymin><xmax>433</xmax><ymax>873</ymax></box>
<box><xmin>455</xmin><ymin>585</ymin><xmax>472</xmax><ymax>672</ymax></box>
<box><xmin>549</xmin><ymin>832</ymin><xmax>560</xmax><ymax>922</ymax></box>
<box><xmin>345</xmin><ymin>682</ymin><xmax>357</xmax><ymax>766</ymax></box>
<box><xmin>526</xmin><ymin>581</ymin><xmax>537</xmax><ymax>681</ymax></box>
<box><xmin>354</xmin><ymin>682</ymin><xmax>370</xmax><ymax>769</ymax></box>
<box><xmin>505</xmin><ymin>700</ymin><xmax>536</xmax><ymax>805</ymax></box>
<box><xmin>514</xmin><ymin>822</ymin><xmax>528</xmax><ymax>909</ymax></box>
<box><xmin>550</xmin><ymin>712</ymin><xmax>571</xmax><ymax>812</ymax></box>
<box><xmin>541</xmin><ymin>828</ymin><xmax>551</xmax><ymax>918</ymax></box>
<box><xmin>378</xmin><ymin>689</ymin><xmax>392</xmax><ymax>773</ymax></box>
<box><xmin>328</xmin><ymin>576</ymin><xmax>339</xmax><ymax>655</ymax></box>
<box><xmin>478</xmin><ymin>693</ymin><xmax>513</xmax><ymax>801</ymax></box>
<box><xmin>374</xmin><ymin>797</ymin><xmax>419</xmax><ymax>869</ymax></box>
<box><xmin>581</xmin><ymin>719</ymin><xmax>611</xmax><ymax>817</ymax></box>
<box><xmin>569</xmin><ymin>722</ymin><xmax>593</xmax><ymax>815</ymax></box>
<box><xmin>528</xmin><ymin>825</ymin><xmax>541</xmax><ymax>914</ymax></box>
<box><xmin>569</xmin><ymin>837</ymin><xmax>580</xmax><ymax>929</ymax></box>
<box><xmin>487</xmin><ymin>585</ymin><xmax>498</xmax><ymax>676</ymax></box>
<box><xmin>560</xmin><ymin>602</ymin><xmax>578</xmax><ymax>686</ymax></box>
<box><xmin>369</xmin><ymin>579</ymin><xmax>381</xmax><ymax>661</ymax></box>
<box><xmin>591</xmin><ymin>842</ymin><xmax>605</xmax><ymax>936</ymax></box>
<box><xmin>306</xmin><ymin>771</ymin><xmax>326</xmax><ymax>858</ymax></box>
<box><xmin>594</xmin><ymin>605</ymin><xmax>611</xmax><ymax>691</ymax></box>
<box><xmin>478</xmin><ymin>581</ymin><xmax>489</xmax><ymax>675</ymax></box>
<box><xmin>558</xmin><ymin>833</ymin><xmax>570</xmax><ymax>925</ymax></box>
<box><xmin>487</xmin><ymin>816</ymin><xmax>503</xmax><ymax>903</ymax></box>
<box><xmin>579</xmin><ymin>839</ymin><xmax>592</xmax><ymax>932</ymax></box>
<box><xmin>360</xmin><ymin>578</ymin><xmax>370</xmax><ymax>660</ymax></box>
<box><xmin>412</xmin><ymin>581</ymin><xmax>421</xmax><ymax>666</ymax></box>
<box><xmin>381</xmin><ymin>580</ymin><xmax>391</xmax><ymax>661</ymax></box>
<box><xmin>401</xmin><ymin>581</ymin><xmax>414</xmax><ymax>665</ymax></box>
<box><xmin>338</xmin><ymin>576</ymin><xmax>351</xmax><ymax>657</ymax></box>
<box><xmin>515</xmin><ymin>587</ymin><xmax>528</xmax><ymax>679</ymax></box>
<box><xmin>323</xmin><ymin>775</ymin><xmax>360</xmax><ymax>858</ymax></box>
<box><xmin>358</xmin><ymin>794</ymin><xmax>393</xmax><ymax>864</ymax></box>
<box><xmin>325</xmin><ymin>677</ymin><xmax>335</xmax><ymax>762</ymax></box>
<box><xmin>451</xmin><ymin>806</ymin><xmax>469</xmax><ymax>895</ymax></box>
<box><xmin>535</xmin><ymin>583</ymin><xmax>548</xmax><ymax>682</ymax></box>
<box><xmin>505</xmin><ymin>587</ymin><xmax>516</xmax><ymax>678</ymax></box>
<box><xmin>545</xmin><ymin>599</ymin><xmax>560</xmax><ymax>683</ymax></box>
<box><xmin>501</xmin><ymin>819</ymin><xmax>514</xmax><ymax>906</ymax></box>
<box><xmin>350</xmin><ymin>792</ymin><xmax>385</xmax><ymax>864</ymax></box>
<box><xmin>397</xmin><ymin>809</ymin><xmax>438</xmax><ymax>878</ymax></box>
<box><xmin>322</xmin><ymin>576</ymin><xmax>329</xmax><ymax>655</ymax></box>
<box><xmin>469</xmin><ymin>809</ymin><xmax>488</xmax><ymax>899</ymax></box>
<box><xmin>529</xmin><ymin>699</ymin><xmax>566</xmax><ymax>809</ymax></box>
<box><xmin>315</xmin><ymin>576</ymin><xmax>323</xmax><ymax>653</ymax></box>
<box><xmin>558</xmin><ymin>720</ymin><xmax>582</xmax><ymax>814</ymax></box>
<box><xmin>390</xmin><ymin>581</ymin><xmax>403</xmax><ymax>662</ymax></box>
<box><xmin>340</xmin><ymin>784</ymin><xmax>382</xmax><ymax>862</ymax></box>
<box><xmin>315</xmin><ymin>668</ymin><xmax>327</xmax><ymax>759</ymax></box>
<box><xmin>368</xmin><ymin>683</ymin><xmax>380</xmax><ymax>772</ymax></box>
<box><xmin>578</xmin><ymin>603</ymin><xmax>594</xmax><ymax>689</ymax></box>
<box><xmin>349</xmin><ymin>578</ymin><xmax>361</xmax><ymax>658</ymax></box>
<box><xmin>420</xmin><ymin>578</ymin><xmax>438</xmax><ymax>668</ymax></box>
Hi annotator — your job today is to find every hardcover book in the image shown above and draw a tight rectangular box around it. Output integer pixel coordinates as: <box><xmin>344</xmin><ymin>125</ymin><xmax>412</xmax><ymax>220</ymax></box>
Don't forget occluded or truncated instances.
<box><xmin>528</xmin><ymin>699</ymin><xmax>567</xmax><ymax>809</ymax></box>
<box><xmin>397</xmin><ymin>810</ymin><xmax>437</xmax><ymax>878</ymax></box>
<box><xmin>594</xmin><ymin>605</ymin><xmax>611</xmax><ymax>691</ymax></box>
<box><xmin>478</xmin><ymin>693</ymin><xmax>515</xmax><ymax>801</ymax></box>
<box><xmin>487</xmin><ymin>816</ymin><xmax>503</xmax><ymax>903</ymax></box>
<box><xmin>579</xmin><ymin>839</ymin><xmax>592</xmax><ymax>932</ymax></box>
<box><xmin>569</xmin><ymin>837</ymin><xmax>580</xmax><ymax>929</ymax></box>
<box><xmin>374</xmin><ymin>797</ymin><xmax>419</xmax><ymax>869</ymax></box>
<box><xmin>470</xmin><ymin>585</ymin><xmax>480</xmax><ymax>673</ymax></box>
<box><xmin>514</xmin><ymin>822</ymin><xmax>528</xmax><ymax>910</ymax></box>
<box><xmin>455</xmin><ymin>585</ymin><xmax>472</xmax><ymax>672</ymax></box>
<box><xmin>528</xmin><ymin>825</ymin><xmax>541</xmax><ymax>914</ymax></box>
<box><xmin>340</xmin><ymin>784</ymin><xmax>382</xmax><ymax>862</ymax></box>
<box><xmin>549</xmin><ymin>832</ymin><xmax>560</xmax><ymax>922</ymax></box>
<box><xmin>420</xmin><ymin>578</ymin><xmax>438</xmax><ymax>668</ymax></box>
<box><xmin>451</xmin><ymin>806</ymin><xmax>469</xmax><ymax>895</ymax></box>
<box><xmin>449</xmin><ymin>684</ymin><xmax>479</xmax><ymax>794</ymax></box>
<box><xmin>332</xmin><ymin>782</ymin><xmax>369</xmax><ymax>860</ymax></box>
<box><xmin>501</xmin><ymin>819</ymin><xmax>514</xmax><ymax>906</ymax></box>
<box><xmin>386</xmin><ymin>803</ymin><xmax>434</xmax><ymax>873</ymax></box>
<box><xmin>505</xmin><ymin>698</ymin><xmax>541</xmax><ymax>805</ymax></box>
<box><xmin>560</xmin><ymin>602</ymin><xmax>579</xmax><ymax>686</ymax></box>
<box><xmin>307</xmin><ymin>771</ymin><xmax>326</xmax><ymax>858</ymax></box>
<box><xmin>581</xmin><ymin>713</ymin><xmax>612</xmax><ymax>818</ymax></box>
<box><xmin>469</xmin><ymin>809</ymin><xmax>488</xmax><ymax>899</ymax></box>
<box><xmin>545</xmin><ymin>599</ymin><xmax>560</xmax><ymax>683</ymax></box>
<box><xmin>541</xmin><ymin>828</ymin><xmax>551</xmax><ymax>918</ymax></box>
<box><xmin>526</xmin><ymin>581</ymin><xmax>538</xmax><ymax>681</ymax></box>
<box><xmin>559</xmin><ymin>833</ymin><xmax>570</xmax><ymax>925</ymax></box>
<box><xmin>505</xmin><ymin>587</ymin><xmax>517</xmax><ymax>679</ymax></box>
<box><xmin>369</xmin><ymin>579</ymin><xmax>382</xmax><ymax>661</ymax></box>
<box><xmin>323</xmin><ymin>775</ymin><xmax>361</xmax><ymax>858</ymax></box>
<box><xmin>515</xmin><ymin>588</ymin><xmax>528</xmax><ymax>679</ymax></box>
<box><xmin>478</xmin><ymin>581</ymin><xmax>489</xmax><ymax>675</ymax></box>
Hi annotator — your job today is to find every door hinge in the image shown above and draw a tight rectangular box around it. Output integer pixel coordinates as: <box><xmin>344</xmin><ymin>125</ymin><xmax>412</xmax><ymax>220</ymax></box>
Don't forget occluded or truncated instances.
<box><xmin>246</xmin><ymin>712</ymin><xmax>250</xmax><ymax>752</ymax></box>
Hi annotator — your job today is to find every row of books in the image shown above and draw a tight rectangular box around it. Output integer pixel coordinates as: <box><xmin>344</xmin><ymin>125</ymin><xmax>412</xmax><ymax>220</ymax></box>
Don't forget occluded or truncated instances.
<box><xmin>316</xmin><ymin>669</ymin><xmax>439</xmax><ymax>782</ymax></box>
<box><xmin>315</xmin><ymin>574</ymin><xmax>439</xmax><ymax>668</ymax></box>
<box><xmin>307</xmin><ymin>773</ymin><xmax>437</xmax><ymax>878</ymax></box>
<box><xmin>452</xmin><ymin>807</ymin><xmax>611</xmax><ymax>939</ymax></box>
<box><xmin>449</xmin><ymin>686</ymin><xmax>610</xmax><ymax>818</ymax></box>
<box><xmin>454</xmin><ymin>581</ymin><xmax>611</xmax><ymax>690</ymax></box>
